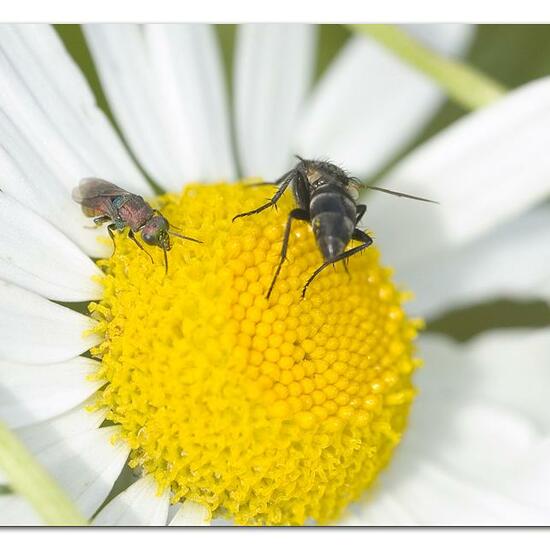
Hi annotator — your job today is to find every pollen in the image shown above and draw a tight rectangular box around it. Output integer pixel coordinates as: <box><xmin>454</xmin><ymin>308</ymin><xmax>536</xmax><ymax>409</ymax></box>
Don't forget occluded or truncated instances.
<box><xmin>89</xmin><ymin>183</ymin><xmax>421</xmax><ymax>526</ymax></box>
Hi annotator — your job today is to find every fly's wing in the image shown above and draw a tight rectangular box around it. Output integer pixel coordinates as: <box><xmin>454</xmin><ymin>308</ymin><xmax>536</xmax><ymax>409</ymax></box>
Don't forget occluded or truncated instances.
<box><xmin>366</xmin><ymin>185</ymin><xmax>439</xmax><ymax>204</ymax></box>
<box><xmin>72</xmin><ymin>178</ymin><xmax>132</xmax><ymax>220</ymax></box>
<box><xmin>353</xmin><ymin>180</ymin><xmax>439</xmax><ymax>205</ymax></box>
<box><xmin>71</xmin><ymin>178</ymin><xmax>132</xmax><ymax>204</ymax></box>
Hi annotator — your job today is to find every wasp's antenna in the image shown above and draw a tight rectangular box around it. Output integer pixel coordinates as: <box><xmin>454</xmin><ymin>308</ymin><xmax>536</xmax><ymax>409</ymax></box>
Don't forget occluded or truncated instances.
<box><xmin>155</xmin><ymin>212</ymin><xmax>185</xmax><ymax>232</ymax></box>
<box><xmin>168</xmin><ymin>231</ymin><xmax>203</xmax><ymax>244</ymax></box>
<box><xmin>167</xmin><ymin>222</ymin><xmax>198</xmax><ymax>232</ymax></box>
<box><xmin>361</xmin><ymin>184</ymin><xmax>439</xmax><ymax>205</ymax></box>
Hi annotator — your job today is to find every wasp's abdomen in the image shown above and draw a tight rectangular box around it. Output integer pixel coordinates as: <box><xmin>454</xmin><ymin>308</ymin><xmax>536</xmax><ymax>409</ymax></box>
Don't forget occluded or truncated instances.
<box><xmin>310</xmin><ymin>183</ymin><xmax>356</xmax><ymax>262</ymax></box>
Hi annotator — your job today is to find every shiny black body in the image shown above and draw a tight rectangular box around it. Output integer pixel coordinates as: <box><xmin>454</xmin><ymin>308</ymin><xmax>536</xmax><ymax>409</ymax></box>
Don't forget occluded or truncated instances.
<box><xmin>72</xmin><ymin>178</ymin><xmax>201</xmax><ymax>272</ymax></box>
<box><xmin>303</xmin><ymin>162</ymin><xmax>360</xmax><ymax>262</ymax></box>
<box><xmin>233</xmin><ymin>158</ymin><xmax>373</xmax><ymax>299</ymax></box>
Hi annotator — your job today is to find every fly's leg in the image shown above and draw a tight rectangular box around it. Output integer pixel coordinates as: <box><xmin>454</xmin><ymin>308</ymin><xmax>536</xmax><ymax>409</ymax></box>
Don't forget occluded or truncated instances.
<box><xmin>356</xmin><ymin>204</ymin><xmax>367</xmax><ymax>224</ymax></box>
<box><xmin>242</xmin><ymin>182</ymin><xmax>279</xmax><ymax>189</ymax></box>
<box><xmin>333</xmin><ymin>205</ymin><xmax>368</xmax><ymax>276</ymax></box>
<box><xmin>232</xmin><ymin>170</ymin><xmax>295</xmax><ymax>222</ymax></box>
<box><xmin>302</xmin><ymin>228</ymin><xmax>373</xmax><ymax>299</ymax></box>
<box><xmin>266</xmin><ymin>208</ymin><xmax>309</xmax><ymax>300</ymax></box>
<box><xmin>345</xmin><ymin>204</ymin><xmax>367</xmax><ymax>278</ymax></box>
<box><xmin>128</xmin><ymin>230</ymin><xmax>154</xmax><ymax>263</ymax></box>
<box><xmin>343</xmin><ymin>258</ymin><xmax>351</xmax><ymax>279</ymax></box>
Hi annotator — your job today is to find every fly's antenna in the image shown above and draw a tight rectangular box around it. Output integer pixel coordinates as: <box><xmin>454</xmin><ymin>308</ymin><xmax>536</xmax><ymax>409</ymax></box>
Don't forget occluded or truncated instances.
<box><xmin>168</xmin><ymin>231</ymin><xmax>203</xmax><ymax>244</ymax></box>
<box><xmin>359</xmin><ymin>184</ymin><xmax>439</xmax><ymax>205</ymax></box>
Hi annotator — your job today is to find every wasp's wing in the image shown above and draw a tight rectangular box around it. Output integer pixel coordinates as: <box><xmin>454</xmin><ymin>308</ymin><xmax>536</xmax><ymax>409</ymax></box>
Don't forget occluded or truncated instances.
<box><xmin>72</xmin><ymin>178</ymin><xmax>132</xmax><ymax>204</ymax></box>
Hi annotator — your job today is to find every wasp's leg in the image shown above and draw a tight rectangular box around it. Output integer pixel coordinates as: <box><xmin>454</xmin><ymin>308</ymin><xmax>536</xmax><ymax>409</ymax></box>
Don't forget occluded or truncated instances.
<box><xmin>302</xmin><ymin>228</ymin><xmax>373</xmax><ymax>299</ymax></box>
<box><xmin>93</xmin><ymin>215</ymin><xmax>111</xmax><ymax>226</ymax></box>
<box><xmin>128</xmin><ymin>230</ymin><xmax>154</xmax><ymax>263</ymax></box>
<box><xmin>232</xmin><ymin>170</ymin><xmax>296</xmax><ymax>222</ymax></box>
<box><xmin>356</xmin><ymin>204</ymin><xmax>367</xmax><ymax>224</ymax></box>
<box><xmin>266</xmin><ymin>208</ymin><xmax>309</xmax><ymax>300</ymax></box>
<box><xmin>106</xmin><ymin>223</ymin><xmax>118</xmax><ymax>256</ymax></box>
<box><xmin>83</xmin><ymin>214</ymin><xmax>111</xmax><ymax>229</ymax></box>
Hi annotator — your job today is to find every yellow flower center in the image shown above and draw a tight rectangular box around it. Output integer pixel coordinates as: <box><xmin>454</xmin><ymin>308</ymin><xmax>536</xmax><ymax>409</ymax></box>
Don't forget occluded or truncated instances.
<box><xmin>89</xmin><ymin>182</ymin><xmax>421</xmax><ymax>526</ymax></box>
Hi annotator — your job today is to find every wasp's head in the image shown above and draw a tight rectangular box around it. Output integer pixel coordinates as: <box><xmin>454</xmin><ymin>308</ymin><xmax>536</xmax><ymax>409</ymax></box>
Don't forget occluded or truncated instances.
<box><xmin>141</xmin><ymin>215</ymin><xmax>171</xmax><ymax>250</ymax></box>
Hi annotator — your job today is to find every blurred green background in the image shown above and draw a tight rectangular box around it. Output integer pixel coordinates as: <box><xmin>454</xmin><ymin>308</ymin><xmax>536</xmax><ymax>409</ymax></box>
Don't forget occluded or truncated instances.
<box><xmin>55</xmin><ymin>24</ymin><xmax>550</xmax><ymax>342</ymax></box>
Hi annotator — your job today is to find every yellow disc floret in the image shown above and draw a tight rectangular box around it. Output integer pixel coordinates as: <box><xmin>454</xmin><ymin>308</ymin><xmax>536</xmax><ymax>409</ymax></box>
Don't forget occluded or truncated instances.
<box><xmin>89</xmin><ymin>183</ymin><xmax>422</xmax><ymax>526</ymax></box>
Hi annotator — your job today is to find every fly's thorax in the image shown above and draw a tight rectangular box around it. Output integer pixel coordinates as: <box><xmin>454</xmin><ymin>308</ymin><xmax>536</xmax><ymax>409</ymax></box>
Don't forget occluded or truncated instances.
<box><xmin>301</xmin><ymin>159</ymin><xmax>348</xmax><ymax>187</ymax></box>
<box><xmin>117</xmin><ymin>195</ymin><xmax>154</xmax><ymax>232</ymax></box>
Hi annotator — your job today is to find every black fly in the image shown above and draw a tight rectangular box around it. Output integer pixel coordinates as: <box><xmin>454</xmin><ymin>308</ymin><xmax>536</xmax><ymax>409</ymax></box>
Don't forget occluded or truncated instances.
<box><xmin>233</xmin><ymin>157</ymin><xmax>437</xmax><ymax>299</ymax></box>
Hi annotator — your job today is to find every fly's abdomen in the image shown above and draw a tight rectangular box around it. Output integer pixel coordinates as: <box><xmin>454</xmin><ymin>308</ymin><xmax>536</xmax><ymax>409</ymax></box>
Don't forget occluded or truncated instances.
<box><xmin>310</xmin><ymin>184</ymin><xmax>356</xmax><ymax>261</ymax></box>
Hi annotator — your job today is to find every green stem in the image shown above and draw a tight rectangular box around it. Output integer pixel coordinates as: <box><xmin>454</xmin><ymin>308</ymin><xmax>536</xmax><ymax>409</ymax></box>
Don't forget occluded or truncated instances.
<box><xmin>0</xmin><ymin>421</ymin><xmax>87</xmax><ymax>526</ymax></box>
<box><xmin>348</xmin><ymin>24</ymin><xmax>507</xmax><ymax>111</ymax></box>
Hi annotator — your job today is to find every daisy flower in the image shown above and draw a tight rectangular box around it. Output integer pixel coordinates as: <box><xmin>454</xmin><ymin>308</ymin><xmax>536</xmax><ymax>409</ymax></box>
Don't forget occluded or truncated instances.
<box><xmin>1</xmin><ymin>23</ymin><xmax>550</xmax><ymax>526</ymax></box>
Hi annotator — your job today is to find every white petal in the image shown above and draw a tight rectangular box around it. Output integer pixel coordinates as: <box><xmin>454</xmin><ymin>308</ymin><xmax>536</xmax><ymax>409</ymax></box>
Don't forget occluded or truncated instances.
<box><xmin>0</xmin><ymin>106</ymin><xmax>109</xmax><ymax>258</ymax></box>
<box><xmin>344</xmin><ymin>330</ymin><xmax>550</xmax><ymax>525</ymax></box>
<box><xmin>17</xmin><ymin>402</ymin><xmax>106</xmax><ymax>451</ymax></box>
<box><xmin>0</xmin><ymin>282</ymin><xmax>99</xmax><ymax>364</ymax></box>
<box><xmin>343</xmin><ymin>460</ymin><xmax>549</xmax><ymax>526</ymax></box>
<box><xmin>84</xmin><ymin>24</ymin><xmax>235</xmax><ymax>189</ymax></box>
<box><xmin>170</xmin><ymin>500</ymin><xmax>211</xmax><ymax>526</ymax></box>
<box><xmin>296</xmin><ymin>24</ymin><xmax>474</xmax><ymax>177</ymax></box>
<box><xmin>93</xmin><ymin>476</ymin><xmax>170</xmax><ymax>526</ymax></box>
<box><xmin>504</xmin><ymin>439</ymin><xmax>550</xmax><ymax>510</ymax></box>
<box><xmin>368</xmin><ymin>77</ymin><xmax>550</xmax><ymax>271</ymax></box>
<box><xmin>0</xmin><ymin>193</ymin><xmax>102</xmax><ymax>301</ymax></box>
<box><xmin>0</xmin><ymin>495</ymin><xmax>43</xmax><ymax>526</ymax></box>
<box><xmin>440</xmin><ymin>329</ymin><xmax>550</xmax><ymax>432</ymax></box>
<box><xmin>0</xmin><ymin>357</ymin><xmax>102</xmax><ymax>429</ymax></box>
<box><xmin>0</xmin><ymin>24</ymin><xmax>148</xmax><ymax>192</ymax></box>
<box><xmin>234</xmin><ymin>24</ymin><xmax>317</xmax><ymax>180</ymax></box>
<box><xmin>0</xmin><ymin>24</ymin><xmax>149</xmax><ymax>257</ymax></box>
<box><xmin>2</xmin><ymin>401</ymin><xmax>103</xmax><ymax>486</ymax></box>
<box><xmin>17</xmin><ymin>407</ymin><xmax>129</xmax><ymax>519</ymax></box>
<box><xmin>402</xmin><ymin>204</ymin><xmax>550</xmax><ymax>319</ymax></box>
<box><xmin>412</xmin><ymin>331</ymin><xmax>550</xmax><ymax>470</ymax></box>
